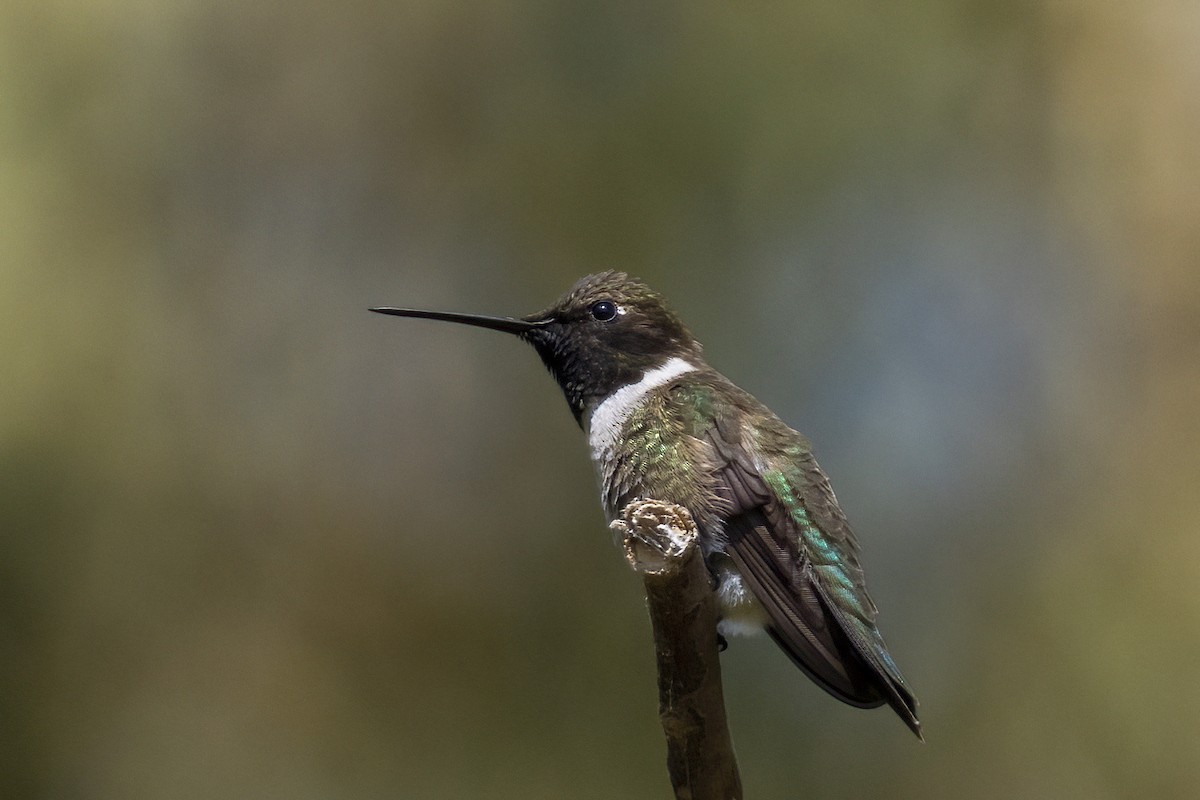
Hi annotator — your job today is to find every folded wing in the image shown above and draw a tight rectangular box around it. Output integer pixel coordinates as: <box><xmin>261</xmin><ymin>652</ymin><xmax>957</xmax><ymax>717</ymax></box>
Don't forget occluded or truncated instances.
<box><xmin>705</xmin><ymin>410</ymin><xmax>921</xmax><ymax>737</ymax></box>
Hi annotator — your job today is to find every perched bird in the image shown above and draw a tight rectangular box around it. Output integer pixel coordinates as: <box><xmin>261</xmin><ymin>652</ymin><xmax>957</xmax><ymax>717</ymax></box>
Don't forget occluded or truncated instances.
<box><xmin>372</xmin><ymin>271</ymin><xmax>920</xmax><ymax>737</ymax></box>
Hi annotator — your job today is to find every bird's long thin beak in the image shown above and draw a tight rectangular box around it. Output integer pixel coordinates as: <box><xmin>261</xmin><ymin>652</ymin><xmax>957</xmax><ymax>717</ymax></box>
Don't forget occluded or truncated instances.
<box><xmin>369</xmin><ymin>307</ymin><xmax>543</xmax><ymax>335</ymax></box>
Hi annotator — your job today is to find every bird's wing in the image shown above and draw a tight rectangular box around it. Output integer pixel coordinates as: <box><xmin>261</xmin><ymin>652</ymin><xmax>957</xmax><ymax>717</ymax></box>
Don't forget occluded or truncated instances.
<box><xmin>702</xmin><ymin>398</ymin><xmax>921</xmax><ymax>736</ymax></box>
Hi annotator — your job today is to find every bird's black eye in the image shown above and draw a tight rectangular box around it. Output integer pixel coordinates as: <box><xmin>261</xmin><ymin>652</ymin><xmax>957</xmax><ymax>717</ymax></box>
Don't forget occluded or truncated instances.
<box><xmin>590</xmin><ymin>300</ymin><xmax>619</xmax><ymax>322</ymax></box>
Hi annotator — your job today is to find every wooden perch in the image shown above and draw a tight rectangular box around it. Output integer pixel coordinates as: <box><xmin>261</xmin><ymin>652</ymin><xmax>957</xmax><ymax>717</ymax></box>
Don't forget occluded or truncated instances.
<box><xmin>612</xmin><ymin>500</ymin><xmax>743</xmax><ymax>800</ymax></box>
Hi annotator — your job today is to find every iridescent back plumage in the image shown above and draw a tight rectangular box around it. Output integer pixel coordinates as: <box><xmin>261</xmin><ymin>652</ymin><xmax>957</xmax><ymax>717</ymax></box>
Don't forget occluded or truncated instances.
<box><xmin>593</xmin><ymin>365</ymin><xmax>920</xmax><ymax>736</ymax></box>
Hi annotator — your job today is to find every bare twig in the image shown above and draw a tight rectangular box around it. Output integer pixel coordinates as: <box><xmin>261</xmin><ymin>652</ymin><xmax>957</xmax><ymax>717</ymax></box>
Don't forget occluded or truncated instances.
<box><xmin>612</xmin><ymin>500</ymin><xmax>743</xmax><ymax>800</ymax></box>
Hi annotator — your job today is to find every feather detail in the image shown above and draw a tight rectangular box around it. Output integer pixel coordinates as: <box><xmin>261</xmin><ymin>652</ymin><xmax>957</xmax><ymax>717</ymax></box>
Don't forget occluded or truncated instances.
<box><xmin>684</xmin><ymin>375</ymin><xmax>922</xmax><ymax>737</ymax></box>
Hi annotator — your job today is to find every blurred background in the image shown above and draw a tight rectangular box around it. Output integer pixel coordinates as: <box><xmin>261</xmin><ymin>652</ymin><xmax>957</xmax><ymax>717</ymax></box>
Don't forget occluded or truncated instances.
<box><xmin>3</xmin><ymin>1</ymin><xmax>1198</xmax><ymax>798</ymax></box>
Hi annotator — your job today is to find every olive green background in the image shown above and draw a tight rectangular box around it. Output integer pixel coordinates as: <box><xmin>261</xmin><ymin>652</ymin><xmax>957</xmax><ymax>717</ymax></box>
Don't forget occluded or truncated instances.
<box><xmin>3</xmin><ymin>2</ymin><xmax>1198</xmax><ymax>798</ymax></box>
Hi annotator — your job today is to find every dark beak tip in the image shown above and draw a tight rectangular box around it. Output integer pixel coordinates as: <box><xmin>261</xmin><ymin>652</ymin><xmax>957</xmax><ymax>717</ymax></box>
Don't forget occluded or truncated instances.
<box><xmin>367</xmin><ymin>306</ymin><xmax>540</xmax><ymax>335</ymax></box>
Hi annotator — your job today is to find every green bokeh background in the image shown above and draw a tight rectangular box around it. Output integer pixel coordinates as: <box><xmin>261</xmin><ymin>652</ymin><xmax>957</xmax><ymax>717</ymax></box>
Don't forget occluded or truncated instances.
<box><xmin>3</xmin><ymin>2</ymin><xmax>1198</xmax><ymax>798</ymax></box>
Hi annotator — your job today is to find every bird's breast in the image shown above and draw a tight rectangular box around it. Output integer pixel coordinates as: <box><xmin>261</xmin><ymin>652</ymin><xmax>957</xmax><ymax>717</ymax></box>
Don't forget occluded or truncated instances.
<box><xmin>585</xmin><ymin>356</ymin><xmax>698</xmax><ymax>466</ymax></box>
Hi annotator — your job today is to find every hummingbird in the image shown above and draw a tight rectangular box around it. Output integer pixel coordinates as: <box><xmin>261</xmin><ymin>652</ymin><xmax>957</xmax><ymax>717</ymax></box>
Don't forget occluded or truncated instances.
<box><xmin>372</xmin><ymin>271</ymin><xmax>921</xmax><ymax>737</ymax></box>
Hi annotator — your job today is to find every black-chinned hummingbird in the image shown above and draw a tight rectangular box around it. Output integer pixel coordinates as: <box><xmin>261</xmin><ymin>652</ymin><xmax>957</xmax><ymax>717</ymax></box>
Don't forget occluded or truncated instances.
<box><xmin>372</xmin><ymin>271</ymin><xmax>920</xmax><ymax>737</ymax></box>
